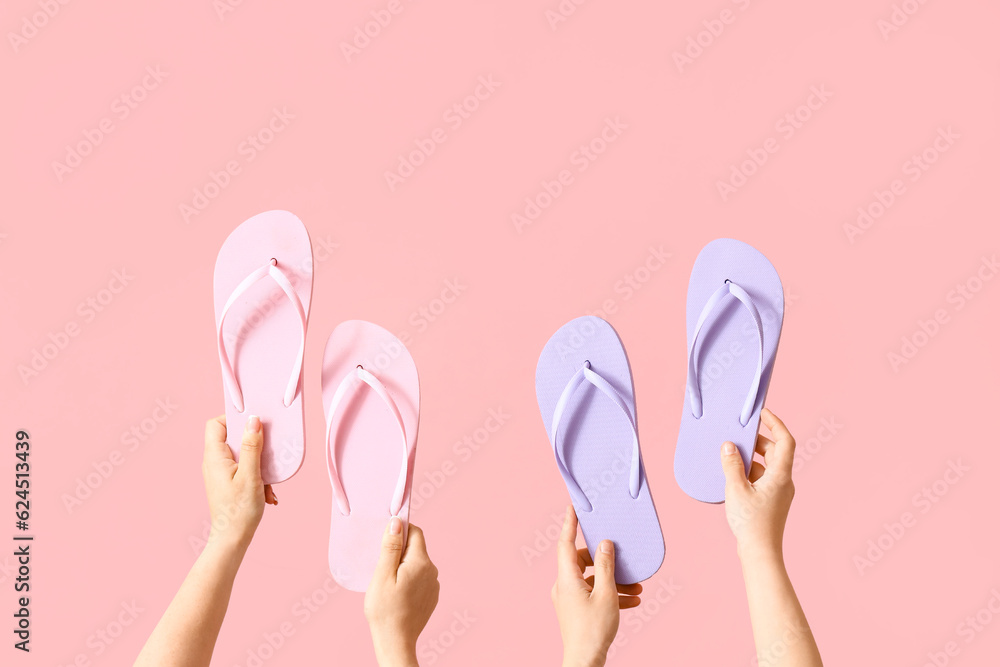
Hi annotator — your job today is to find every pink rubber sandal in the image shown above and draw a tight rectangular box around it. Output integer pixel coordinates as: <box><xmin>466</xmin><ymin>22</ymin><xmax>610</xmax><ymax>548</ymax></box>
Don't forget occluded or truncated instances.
<box><xmin>322</xmin><ymin>320</ymin><xmax>420</xmax><ymax>592</ymax></box>
<box><xmin>213</xmin><ymin>210</ymin><xmax>313</xmax><ymax>484</ymax></box>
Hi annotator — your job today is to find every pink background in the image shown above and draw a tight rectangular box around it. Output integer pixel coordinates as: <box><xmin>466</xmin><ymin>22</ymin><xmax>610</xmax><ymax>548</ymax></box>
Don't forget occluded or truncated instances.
<box><xmin>4</xmin><ymin>0</ymin><xmax>999</xmax><ymax>665</ymax></box>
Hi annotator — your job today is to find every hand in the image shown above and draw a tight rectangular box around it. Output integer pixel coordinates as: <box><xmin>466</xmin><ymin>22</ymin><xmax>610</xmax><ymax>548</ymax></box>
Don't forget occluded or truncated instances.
<box><xmin>365</xmin><ymin>518</ymin><xmax>440</xmax><ymax>667</ymax></box>
<box><xmin>202</xmin><ymin>415</ymin><xmax>276</xmax><ymax>551</ymax></box>
<box><xmin>552</xmin><ymin>506</ymin><xmax>641</xmax><ymax>667</ymax></box>
<box><xmin>721</xmin><ymin>408</ymin><xmax>796</xmax><ymax>563</ymax></box>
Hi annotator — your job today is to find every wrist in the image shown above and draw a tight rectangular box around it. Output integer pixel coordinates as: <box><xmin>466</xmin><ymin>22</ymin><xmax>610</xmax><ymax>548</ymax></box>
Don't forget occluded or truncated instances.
<box><xmin>371</xmin><ymin>630</ymin><xmax>418</xmax><ymax>667</ymax></box>
<box><xmin>563</xmin><ymin>649</ymin><xmax>608</xmax><ymax>667</ymax></box>
<box><xmin>204</xmin><ymin>532</ymin><xmax>251</xmax><ymax>561</ymax></box>
<box><xmin>737</xmin><ymin>539</ymin><xmax>784</xmax><ymax>569</ymax></box>
<box><xmin>374</xmin><ymin>646</ymin><xmax>418</xmax><ymax>667</ymax></box>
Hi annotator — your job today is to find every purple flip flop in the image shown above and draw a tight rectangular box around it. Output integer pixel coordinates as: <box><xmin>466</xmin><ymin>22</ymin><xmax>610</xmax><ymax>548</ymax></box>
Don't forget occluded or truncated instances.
<box><xmin>674</xmin><ymin>239</ymin><xmax>784</xmax><ymax>503</ymax></box>
<box><xmin>536</xmin><ymin>316</ymin><xmax>664</xmax><ymax>584</ymax></box>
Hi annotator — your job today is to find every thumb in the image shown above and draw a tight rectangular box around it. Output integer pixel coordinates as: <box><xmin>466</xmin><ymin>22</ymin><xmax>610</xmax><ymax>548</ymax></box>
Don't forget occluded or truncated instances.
<box><xmin>236</xmin><ymin>415</ymin><xmax>263</xmax><ymax>481</ymax></box>
<box><xmin>374</xmin><ymin>516</ymin><xmax>405</xmax><ymax>582</ymax></box>
<box><xmin>592</xmin><ymin>540</ymin><xmax>617</xmax><ymax>599</ymax></box>
<box><xmin>720</xmin><ymin>441</ymin><xmax>750</xmax><ymax>491</ymax></box>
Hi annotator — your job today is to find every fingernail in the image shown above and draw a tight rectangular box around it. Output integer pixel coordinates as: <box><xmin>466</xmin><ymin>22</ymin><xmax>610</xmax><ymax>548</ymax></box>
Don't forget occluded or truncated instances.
<box><xmin>389</xmin><ymin>516</ymin><xmax>402</xmax><ymax>535</ymax></box>
<box><xmin>723</xmin><ymin>441</ymin><xmax>737</xmax><ymax>455</ymax></box>
<box><xmin>272</xmin><ymin>492</ymin><xmax>278</xmax><ymax>503</ymax></box>
<box><xmin>600</xmin><ymin>540</ymin><xmax>613</xmax><ymax>555</ymax></box>
<box><xmin>246</xmin><ymin>415</ymin><xmax>260</xmax><ymax>433</ymax></box>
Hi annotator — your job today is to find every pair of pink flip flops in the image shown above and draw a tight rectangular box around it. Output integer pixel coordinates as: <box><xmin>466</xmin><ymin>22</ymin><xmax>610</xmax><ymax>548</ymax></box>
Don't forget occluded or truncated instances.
<box><xmin>213</xmin><ymin>210</ymin><xmax>419</xmax><ymax>592</ymax></box>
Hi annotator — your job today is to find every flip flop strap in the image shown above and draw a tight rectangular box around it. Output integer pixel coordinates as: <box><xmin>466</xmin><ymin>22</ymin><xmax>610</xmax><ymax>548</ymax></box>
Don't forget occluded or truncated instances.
<box><xmin>217</xmin><ymin>259</ymin><xmax>307</xmax><ymax>413</ymax></box>
<box><xmin>687</xmin><ymin>280</ymin><xmax>764</xmax><ymax>427</ymax></box>
<box><xmin>325</xmin><ymin>366</ymin><xmax>410</xmax><ymax>518</ymax></box>
<box><xmin>550</xmin><ymin>361</ymin><xmax>642</xmax><ymax>513</ymax></box>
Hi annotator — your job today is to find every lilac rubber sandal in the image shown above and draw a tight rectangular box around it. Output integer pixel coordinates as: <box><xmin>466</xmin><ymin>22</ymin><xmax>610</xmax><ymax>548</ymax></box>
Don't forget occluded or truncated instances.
<box><xmin>674</xmin><ymin>238</ymin><xmax>784</xmax><ymax>503</ymax></box>
<box><xmin>536</xmin><ymin>316</ymin><xmax>664</xmax><ymax>584</ymax></box>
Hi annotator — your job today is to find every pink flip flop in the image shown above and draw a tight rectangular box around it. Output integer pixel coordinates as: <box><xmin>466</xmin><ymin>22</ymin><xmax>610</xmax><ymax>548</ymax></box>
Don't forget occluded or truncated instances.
<box><xmin>323</xmin><ymin>320</ymin><xmax>420</xmax><ymax>592</ymax></box>
<box><xmin>213</xmin><ymin>210</ymin><xmax>313</xmax><ymax>485</ymax></box>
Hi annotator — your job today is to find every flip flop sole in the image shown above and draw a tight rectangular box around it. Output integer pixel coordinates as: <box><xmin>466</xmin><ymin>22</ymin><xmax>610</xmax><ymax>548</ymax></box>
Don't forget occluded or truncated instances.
<box><xmin>536</xmin><ymin>316</ymin><xmax>664</xmax><ymax>585</ymax></box>
<box><xmin>323</xmin><ymin>320</ymin><xmax>420</xmax><ymax>592</ymax></box>
<box><xmin>674</xmin><ymin>238</ymin><xmax>784</xmax><ymax>503</ymax></box>
<box><xmin>213</xmin><ymin>210</ymin><xmax>313</xmax><ymax>485</ymax></box>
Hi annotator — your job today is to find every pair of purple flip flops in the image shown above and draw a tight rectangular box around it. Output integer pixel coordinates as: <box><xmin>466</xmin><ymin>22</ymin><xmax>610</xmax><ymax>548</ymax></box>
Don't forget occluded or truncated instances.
<box><xmin>535</xmin><ymin>239</ymin><xmax>784</xmax><ymax>584</ymax></box>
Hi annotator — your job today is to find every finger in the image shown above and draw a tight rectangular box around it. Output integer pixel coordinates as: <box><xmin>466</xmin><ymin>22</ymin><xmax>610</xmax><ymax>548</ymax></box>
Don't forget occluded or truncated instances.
<box><xmin>264</xmin><ymin>485</ymin><xmax>277</xmax><ymax>506</ymax></box>
<box><xmin>584</xmin><ymin>576</ymin><xmax>642</xmax><ymax>596</ymax></box>
<box><xmin>204</xmin><ymin>416</ymin><xmax>232</xmax><ymax>461</ymax></box>
<box><xmin>760</xmin><ymin>409</ymin><xmax>795</xmax><ymax>477</ymax></box>
<box><xmin>577</xmin><ymin>547</ymin><xmax>593</xmax><ymax>573</ymax></box>
<box><xmin>720</xmin><ymin>442</ymin><xmax>750</xmax><ymax>492</ymax></box>
<box><xmin>749</xmin><ymin>461</ymin><xmax>766</xmax><ymax>483</ymax></box>
<box><xmin>754</xmin><ymin>434</ymin><xmax>775</xmax><ymax>459</ymax></box>
<box><xmin>619</xmin><ymin>596</ymin><xmax>642</xmax><ymax>610</ymax></box>
<box><xmin>558</xmin><ymin>506</ymin><xmax>585</xmax><ymax>583</ymax></box>
<box><xmin>373</xmin><ymin>516</ymin><xmax>406</xmax><ymax>582</ymax></box>
<box><xmin>592</xmin><ymin>540</ymin><xmax>617</xmax><ymax>600</ymax></box>
<box><xmin>401</xmin><ymin>524</ymin><xmax>429</xmax><ymax>565</ymax></box>
<box><xmin>235</xmin><ymin>415</ymin><xmax>263</xmax><ymax>481</ymax></box>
